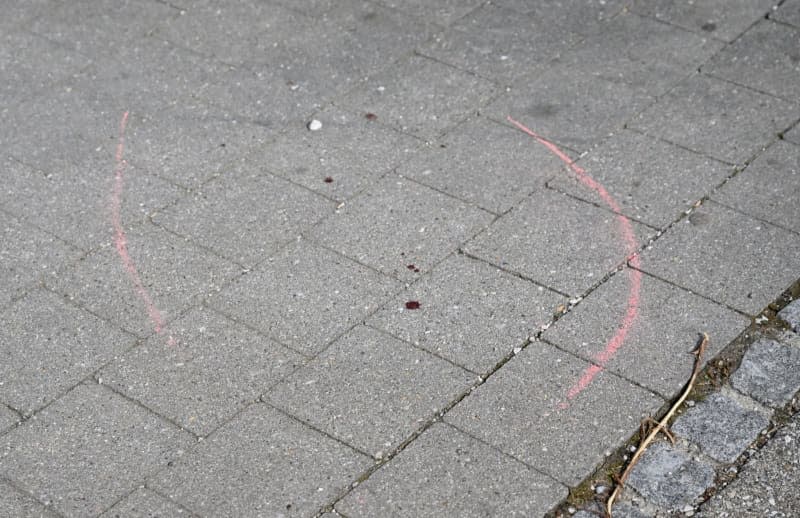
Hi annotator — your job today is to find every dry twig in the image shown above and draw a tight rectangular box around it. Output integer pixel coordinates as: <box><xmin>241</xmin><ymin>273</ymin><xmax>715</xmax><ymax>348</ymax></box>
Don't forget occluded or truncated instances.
<box><xmin>605</xmin><ymin>332</ymin><xmax>709</xmax><ymax>517</ymax></box>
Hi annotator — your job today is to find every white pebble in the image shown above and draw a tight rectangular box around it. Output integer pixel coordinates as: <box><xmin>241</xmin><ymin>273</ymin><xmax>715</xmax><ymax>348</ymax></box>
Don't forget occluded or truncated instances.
<box><xmin>307</xmin><ymin>119</ymin><xmax>322</xmax><ymax>131</ymax></box>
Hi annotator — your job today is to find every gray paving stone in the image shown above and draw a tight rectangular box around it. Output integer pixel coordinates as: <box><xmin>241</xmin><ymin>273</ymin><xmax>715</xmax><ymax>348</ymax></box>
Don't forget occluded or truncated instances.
<box><xmin>0</xmin><ymin>30</ymin><xmax>91</xmax><ymax>106</ymax></box>
<box><xmin>51</xmin><ymin>222</ymin><xmax>242</xmax><ymax>338</ymax></box>
<box><xmin>310</xmin><ymin>175</ymin><xmax>494</xmax><ymax>281</ymax></box>
<box><xmin>626</xmin><ymin>442</ymin><xmax>715</xmax><ymax>510</ymax></box>
<box><xmin>712</xmin><ymin>139</ymin><xmax>800</xmax><ymax>234</ymax></box>
<box><xmin>463</xmin><ymin>189</ymin><xmax>653</xmax><ymax>297</ymax></box>
<box><xmin>1</xmin><ymin>153</ymin><xmax>185</xmax><ymax>253</ymax></box>
<box><xmin>100</xmin><ymin>488</ymin><xmax>190</xmax><ymax>518</ymax></box>
<box><xmin>787</xmin><ymin>124</ymin><xmax>800</xmax><ymax>145</ymax></box>
<box><xmin>417</xmin><ymin>4</ymin><xmax>582</xmax><ymax>83</ymax></box>
<box><xmin>672</xmin><ymin>392</ymin><xmax>769</xmax><ymax>464</ymax></box>
<box><xmin>485</xmin><ymin>64</ymin><xmax>654</xmax><ymax>152</ymax></box>
<box><xmin>210</xmin><ymin>239</ymin><xmax>399</xmax><ymax>356</ymax></box>
<box><xmin>253</xmin><ymin>106</ymin><xmax>420</xmax><ymax>202</ymax></box>
<box><xmin>375</xmin><ymin>0</ymin><xmax>483</xmax><ymax>26</ymax></box>
<box><xmin>337</xmin><ymin>422</ymin><xmax>567</xmax><ymax>517</ymax></box>
<box><xmin>336</xmin><ymin>54</ymin><xmax>497</xmax><ymax>140</ymax></box>
<box><xmin>778</xmin><ymin>299</ymin><xmax>800</xmax><ymax>333</ymax></box>
<box><xmin>0</xmin><ymin>210</ymin><xmax>82</xmax><ymax>308</ymax></box>
<box><xmin>445</xmin><ymin>342</ymin><xmax>664</xmax><ymax>486</ymax></box>
<box><xmin>0</xmin><ymin>480</ymin><xmax>58</xmax><ymax>518</ymax></box>
<box><xmin>611</xmin><ymin>502</ymin><xmax>653</xmax><ymax>518</ymax></box>
<box><xmin>29</xmin><ymin>0</ymin><xmax>178</xmax><ymax>57</ymax></box>
<box><xmin>0</xmin><ymin>383</ymin><xmax>192</xmax><ymax>518</ymax></box>
<box><xmin>638</xmin><ymin>201</ymin><xmax>800</xmax><ymax>315</ymax></box>
<box><xmin>150</xmin><ymin>403</ymin><xmax>371</xmax><ymax>518</ymax></box>
<box><xmin>0</xmin><ymin>405</ymin><xmax>19</xmax><ymax>435</ymax></box>
<box><xmin>369</xmin><ymin>254</ymin><xmax>566</xmax><ymax>374</ymax></box>
<box><xmin>154</xmin><ymin>168</ymin><xmax>334</xmax><ymax>267</ymax></box>
<box><xmin>0</xmin><ymin>0</ymin><xmax>49</xmax><ymax>35</ymax></box>
<box><xmin>550</xmin><ymin>130</ymin><xmax>732</xmax><ymax>229</ymax></box>
<box><xmin>632</xmin><ymin>0</ymin><xmax>776</xmax><ymax>42</ymax></box>
<box><xmin>773</xmin><ymin>0</ymin><xmax>800</xmax><ymax>27</ymax></box>
<box><xmin>267</xmin><ymin>325</ymin><xmax>475</xmax><ymax>456</ymax></box>
<box><xmin>560</xmin><ymin>11</ymin><xmax>724</xmax><ymax>98</ymax></box>
<box><xmin>544</xmin><ymin>271</ymin><xmax>750</xmax><ymax>399</ymax></box>
<box><xmin>703</xmin><ymin>20</ymin><xmax>800</xmax><ymax>102</ymax></box>
<box><xmin>493</xmin><ymin>0</ymin><xmax>627</xmax><ymax>36</ymax></box>
<box><xmin>100</xmin><ymin>306</ymin><xmax>304</xmax><ymax>437</ymax></box>
<box><xmin>731</xmin><ymin>336</ymin><xmax>800</xmax><ymax>408</ymax></box>
<box><xmin>123</xmin><ymin>103</ymin><xmax>274</xmax><ymax>190</ymax></box>
<box><xmin>629</xmin><ymin>74</ymin><xmax>799</xmax><ymax>165</ymax></box>
<box><xmin>397</xmin><ymin>116</ymin><xmax>566</xmax><ymax>214</ymax></box>
<box><xmin>0</xmin><ymin>288</ymin><xmax>137</xmax><ymax>416</ymax></box>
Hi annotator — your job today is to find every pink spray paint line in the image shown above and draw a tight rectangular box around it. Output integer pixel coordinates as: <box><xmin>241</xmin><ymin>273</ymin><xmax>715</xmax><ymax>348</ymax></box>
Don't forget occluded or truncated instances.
<box><xmin>111</xmin><ymin>111</ymin><xmax>176</xmax><ymax>346</ymax></box>
<box><xmin>506</xmin><ymin>116</ymin><xmax>642</xmax><ymax>407</ymax></box>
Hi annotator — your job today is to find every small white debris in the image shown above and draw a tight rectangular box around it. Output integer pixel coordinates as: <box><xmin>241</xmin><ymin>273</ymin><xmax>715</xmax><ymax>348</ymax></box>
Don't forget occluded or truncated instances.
<box><xmin>755</xmin><ymin>315</ymin><xmax>768</xmax><ymax>324</ymax></box>
<box><xmin>307</xmin><ymin>119</ymin><xmax>322</xmax><ymax>131</ymax></box>
<box><xmin>377</xmin><ymin>85</ymin><xmax>385</xmax><ymax>92</ymax></box>
<box><xmin>513</xmin><ymin>347</ymin><xmax>522</xmax><ymax>355</ymax></box>
<box><xmin>686</xmin><ymin>400</ymin><xmax>696</xmax><ymax>407</ymax></box>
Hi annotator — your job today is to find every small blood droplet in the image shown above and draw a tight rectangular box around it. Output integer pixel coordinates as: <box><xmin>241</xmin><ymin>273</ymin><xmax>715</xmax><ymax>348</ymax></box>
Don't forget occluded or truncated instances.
<box><xmin>405</xmin><ymin>301</ymin><xmax>421</xmax><ymax>310</ymax></box>
<box><xmin>365</xmin><ymin>113</ymin><xmax>378</xmax><ymax>121</ymax></box>
<box><xmin>324</xmin><ymin>176</ymin><xmax>334</xmax><ymax>183</ymax></box>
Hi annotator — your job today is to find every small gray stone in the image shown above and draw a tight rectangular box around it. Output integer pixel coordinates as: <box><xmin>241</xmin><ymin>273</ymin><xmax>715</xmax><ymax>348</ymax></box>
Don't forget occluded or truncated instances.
<box><xmin>731</xmin><ymin>337</ymin><xmax>800</xmax><ymax>408</ymax></box>
<box><xmin>99</xmin><ymin>488</ymin><xmax>188</xmax><ymax>518</ymax></box>
<box><xmin>627</xmin><ymin>442</ymin><xmax>715</xmax><ymax>510</ymax></box>
<box><xmin>672</xmin><ymin>392</ymin><xmax>769</xmax><ymax>463</ymax></box>
<box><xmin>779</xmin><ymin>299</ymin><xmax>800</xmax><ymax>333</ymax></box>
<box><xmin>337</xmin><ymin>422</ymin><xmax>567</xmax><ymax>517</ymax></box>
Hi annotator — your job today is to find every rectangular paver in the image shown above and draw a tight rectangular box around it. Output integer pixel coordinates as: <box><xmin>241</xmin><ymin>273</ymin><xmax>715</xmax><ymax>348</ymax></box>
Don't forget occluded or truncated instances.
<box><xmin>417</xmin><ymin>4</ymin><xmax>582</xmax><ymax>82</ymax></box>
<box><xmin>209</xmin><ymin>239</ymin><xmax>399</xmax><ymax>356</ymax></box>
<box><xmin>731</xmin><ymin>334</ymin><xmax>800</xmax><ymax>408</ymax></box>
<box><xmin>252</xmin><ymin>105</ymin><xmax>421</xmax><ymax>202</ymax></box>
<box><xmin>0</xmin><ymin>210</ymin><xmax>81</xmax><ymax>308</ymax></box>
<box><xmin>51</xmin><ymin>222</ymin><xmax>242</xmax><ymax>338</ymax></box>
<box><xmin>560</xmin><ymin>10</ymin><xmax>724</xmax><ymax>97</ymax></box>
<box><xmin>338</xmin><ymin>422</ymin><xmax>567</xmax><ymax>517</ymax></box>
<box><xmin>153</xmin><ymin>168</ymin><xmax>334</xmax><ymax>267</ymax></box>
<box><xmin>310</xmin><ymin>175</ymin><xmax>494</xmax><ymax>281</ymax></box>
<box><xmin>0</xmin><ymin>288</ymin><xmax>137</xmax><ymax>416</ymax></box>
<box><xmin>150</xmin><ymin>403</ymin><xmax>371</xmax><ymax>518</ymax></box>
<box><xmin>463</xmin><ymin>189</ymin><xmax>653</xmax><ymax>297</ymax></box>
<box><xmin>0</xmin><ymin>383</ymin><xmax>192</xmax><ymax>517</ymax></box>
<box><xmin>369</xmin><ymin>253</ymin><xmax>566</xmax><ymax>373</ymax></box>
<box><xmin>544</xmin><ymin>270</ymin><xmax>750</xmax><ymax>399</ymax></box>
<box><xmin>703</xmin><ymin>20</ymin><xmax>800</xmax><ymax>102</ymax></box>
<box><xmin>99</xmin><ymin>488</ymin><xmax>190</xmax><ymax>518</ymax></box>
<box><xmin>396</xmin><ymin>116</ymin><xmax>566</xmax><ymax>214</ymax></box>
<box><xmin>632</xmin><ymin>0</ymin><xmax>776</xmax><ymax>42</ymax></box>
<box><xmin>99</xmin><ymin>306</ymin><xmax>304</xmax><ymax>437</ymax></box>
<box><xmin>336</xmin><ymin>54</ymin><xmax>497</xmax><ymax>140</ymax></box>
<box><xmin>485</xmin><ymin>63</ymin><xmax>654</xmax><ymax>152</ymax></box>
<box><xmin>628</xmin><ymin>74</ymin><xmax>799</xmax><ymax>164</ymax></box>
<box><xmin>0</xmin><ymin>480</ymin><xmax>58</xmax><ymax>518</ymax></box>
<box><xmin>639</xmin><ymin>201</ymin><xmax>800</xmax><ymax>315</ymax></box>
<box><xmin>712</xmin><ymin>140</ymin><xmax>800</xmax><ymax>234</ymax></box>
<box><xmin>266</xmin><ymin>325</ymin><xmax>476</xmax><ymax>457</ymax></box>
<box><xmin>549</xmin><ymin>129</ymin><xmax>733</xmax><ymax>229</ymax></box>
<box><xmin>446</xmin><ymin>342</ymin><xmax>664</xmax><ymax>486</ymax></box>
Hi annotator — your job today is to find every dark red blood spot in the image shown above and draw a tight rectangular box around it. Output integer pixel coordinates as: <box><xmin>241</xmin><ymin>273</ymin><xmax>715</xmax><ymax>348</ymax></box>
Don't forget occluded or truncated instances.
<box><xmin>406</xmin><ymin>264</ymin><xmax>416</xmax><ymax>270</ymax></box>
<box><xmin>324</xmin><ymin>176</ymin><xmax>334</xmax><ymax>183</ymax></box>
<box><xmin>405</xmin><ymin>301</ymin><xmax>421</xmax><ymax>310</ymax></box>
<box><xmin>365</xmin><ymin>112</ymin><xmax>378</xmax><ymax>121</ymax></box>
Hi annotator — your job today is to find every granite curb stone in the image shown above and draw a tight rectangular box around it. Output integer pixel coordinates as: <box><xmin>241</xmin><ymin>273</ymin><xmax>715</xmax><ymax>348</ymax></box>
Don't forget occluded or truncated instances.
<box><xmin>731</xmin><ymin>334</ymin><xmax>800</xmax><ymax>408</ymax></box>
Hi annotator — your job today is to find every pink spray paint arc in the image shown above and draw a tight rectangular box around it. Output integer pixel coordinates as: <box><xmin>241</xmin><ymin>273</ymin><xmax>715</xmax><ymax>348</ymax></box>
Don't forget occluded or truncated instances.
<box><xmin>506</xmin><ymin>116</ymin><xmax>642</xmax><ymax>408</ymax></box>
<box><xmin>111</xmin><ymin>111</ymin><xmax>176</xmax><ymax>346</ymax></box>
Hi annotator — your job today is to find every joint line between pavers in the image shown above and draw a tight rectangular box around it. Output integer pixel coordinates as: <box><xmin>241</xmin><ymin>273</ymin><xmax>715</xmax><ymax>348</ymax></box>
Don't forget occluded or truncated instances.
<box><xmin>0</xmin><ymin>475</ymin><xmax>70</xmax><ymax>518</ymax></box>
<box><xmin>700</xmin><ymin>69</ymin><xmax>800</xmax><ymax>106</ymax></box>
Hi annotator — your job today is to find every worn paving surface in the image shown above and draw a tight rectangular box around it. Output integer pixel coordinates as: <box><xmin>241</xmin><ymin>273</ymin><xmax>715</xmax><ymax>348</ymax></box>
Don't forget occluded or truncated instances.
<box><xmin>1</xmin><ymin>1</ymin><xmax>799</xmax><ymax>517</ymax></box>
